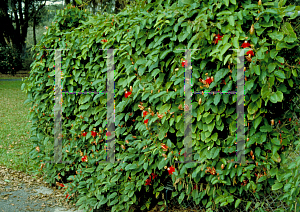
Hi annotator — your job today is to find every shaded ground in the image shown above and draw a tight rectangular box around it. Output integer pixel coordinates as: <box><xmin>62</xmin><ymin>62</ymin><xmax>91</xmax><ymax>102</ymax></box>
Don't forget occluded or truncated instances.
<box><xmin>0</xmin><ymin>165</ymin><xmax>84</xmax><ymax>212</ymax></box>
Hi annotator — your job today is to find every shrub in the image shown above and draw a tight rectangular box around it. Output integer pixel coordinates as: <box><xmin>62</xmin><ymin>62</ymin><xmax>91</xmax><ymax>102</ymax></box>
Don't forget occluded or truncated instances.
<box><xmin>21</xmin><ymin>0</ymin><xmax>300</xmax><ymax>211</ymax></box>
<box><xmin>0</xmin><ymin>43</ymin><xmax>23</xmax><ymax>76</ymax></box>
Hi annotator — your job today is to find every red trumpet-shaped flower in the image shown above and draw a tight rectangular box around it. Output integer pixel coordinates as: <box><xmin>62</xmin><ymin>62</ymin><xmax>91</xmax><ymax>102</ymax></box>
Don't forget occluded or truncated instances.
<box><xmin>81</xmin><ymin>155</ymin><xmax>88</xmax><ymax>162</ymax></box>
<box><xmin>101</xmin><ymin>39</ymin><xmax>108</xmax><ymax>42</ymax></box>
<box><xmin>205</xmin><ymin>77</ymin><xmax>212</xmax><ymax>85</ymax></box>
<box><xmin>161</xmin><ymin>143</ymin><xmax>168</xmax><ymax>151</ymax></box>
<box><xmin>82</xmin><ymin>132</ymin><xmax>87</xmax><ymax>137</ymax></box>
<box><xmin>125</xmin><ymin>91</ymin><xmax>132</xmax><ymax>98</ymax></box>
<box><xmin>143</xmin><ymin>111</ymin><xmax>149</xmax><ymax>117</ymax></box>
<box><xmin>246</xmin><ymin>50</ymin><xmax>255</xmax><ymax>57</ymax></box>
<box><xmin>151</xmin><ymin>173</ymin><xmax>157</xmax><ymax>180</ymax></box>
<box><xmin>241</xmin><ymin>41</ymin><xmax>251</xmax><ymax>48</ymax></box>
<box><xmin>167</xmin><ymin>165</ymin><xmax>175</xmax><ymax>175</ymax></box>
<box><xmin>181</xmin><ymin>60</ymin><xmax>186</xmax><ymax>67</ymax></box>
<box><xmin>214</xmin><ymin>34</ymin><xmax>223</xmax><ymax>45</ymax></box>
<box><xmin>145</xmin><ymin>176</ymin><xmax>152</xmax><ymax>185</ymax></box>
<box><xmin>91</xmin><ymin>131</ymin><xmax>97</xmax><ymax>138</ymax></box>
<box><xmin>144</xmin><ymin>119</ymin><xmax>149</xmax><ymax>124</ymax></box>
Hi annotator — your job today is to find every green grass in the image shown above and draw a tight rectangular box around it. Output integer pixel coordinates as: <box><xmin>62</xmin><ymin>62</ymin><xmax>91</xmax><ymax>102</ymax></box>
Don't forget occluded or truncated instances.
<box><xmin>0</xmin><ymin>79</ymin><xmax>38</xmax><ymax>176</ymax></box>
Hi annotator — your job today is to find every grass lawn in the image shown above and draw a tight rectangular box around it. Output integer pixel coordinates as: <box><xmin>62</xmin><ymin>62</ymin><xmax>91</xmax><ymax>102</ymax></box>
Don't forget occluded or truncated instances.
<box><xmin>0</xmin><ymin>78</ymin><xmax>39</xmax><ymax>176</ymax></box>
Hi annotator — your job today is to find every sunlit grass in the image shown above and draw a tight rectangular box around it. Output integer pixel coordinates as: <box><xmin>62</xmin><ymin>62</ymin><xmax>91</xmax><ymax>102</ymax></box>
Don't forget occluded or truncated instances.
<box><xmin>0</xmin><ymin>79</ymin><xmax>38</xmax><ymax>175</ymax></box>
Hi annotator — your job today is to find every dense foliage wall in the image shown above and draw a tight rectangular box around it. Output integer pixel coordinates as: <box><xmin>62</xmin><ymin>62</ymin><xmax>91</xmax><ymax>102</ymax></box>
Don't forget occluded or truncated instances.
<box><xmin>21</xmin><ymin>0</ymin><xmax>300</xmax><ymax>211</ymax></box>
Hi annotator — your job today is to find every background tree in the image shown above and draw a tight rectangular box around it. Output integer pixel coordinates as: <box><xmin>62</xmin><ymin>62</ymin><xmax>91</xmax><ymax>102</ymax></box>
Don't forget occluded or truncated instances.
<box><xmin>0</xmin><ymin>0</ymin><xmax>47</xmax><ymax>60</ymax></box>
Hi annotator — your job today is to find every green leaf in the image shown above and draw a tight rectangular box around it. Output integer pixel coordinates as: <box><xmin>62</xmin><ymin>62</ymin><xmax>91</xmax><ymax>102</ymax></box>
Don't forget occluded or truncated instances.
<box><xmin>135</xmin><ymin>25</ymin><xmax>140</xmax><ymax>40</ymax></box>
<box><xmin>245</xmin><ymin>80</ymin><xmax>254</xmax><ymax>93</ymax></box>
<box><xmin>246</xmin><ymin>201</ymin><xmax>252</xmax><ymax>211</ymax></box>
<box><xmin>228</xmin><ymin>16</ymin><xmax>235</xmax><ymax>26</ymax></box>
<box><xmin>214</xmin><ymin>94</ymin><xmax>221</xmax><ymax>105</ymax></box>
<box><xmin>275</xmin><ymin>91</ymin><xmax>283</xmax><ymax>102</ymax></box>
<box><xmin>235</xmin><ymin>199</ymin><xmax>241</xmax><ymax>208</ymax></box>
<box><xmin>253</xmin><ymin>65</ymin><xmax>260</xmax><ymax>75</ymax></box>
<box><xmin>230</xmin><ymin>0</ymin><xmax>236</xmax><ymax>4</ymax></box>
<box><xmin>159</xmin><ymin>104</ymin><xmax>171</xmax><ymax>115</ymax></box>
<box><xmin>269</xmin><ymin>92</ymin><xmax>278</xmax><ymax>103</ymax></box>
<box><xmin>267</xmin><ymin>63</ymin><xmax>276</xmax><ymax>73</ymax></box>
<box><xmin>151</xmin><ymin>68</ymin><xmax>160</xmax><ymax>78</ymax></box>
<box><xmin>258</xmin><ymin>176</ymin><xmax>267</xmax><ymax>182</ymax></box>
<box><xmin>282</xmin><ymin>22</ymin><xmax>297</xmax><ymax>43</ymax></box>
<box><xmin>288</xmin><ymin>79</ymin><xmax>293</xmax><ymax>87</ymax></box>
<box><xmin>276</xmin><ymin>56</ymin><xmax>285</xmax><ymax>64</ymax></box>
<box><xmin>247</xmin><ymin>102</ymin><xmax>258</xmax><ymax>114</ymax></box>
<box><xmin>220</xmin><ymin>43</ymin><xmax>232</xmax><ymax>58</ymax></box>
<box><xmin>176</xmin><ymin>115</ymin><xmax>182</xmax><ymax>123</ymax></box>
<box><xmin>79</xmin><ymin>103</ymin><xmax>91</xmax><ymax>110</ymax></box>
<box><xmin>270</xmin><ymin>167</ymin><xmax>278</xmax><ymax>177</ymax></box>
<box><xmin>269</xmin><ymin>31</ymin><xmax>284</xmax><ymax>41</ymax></box>
<box><xmin>211</xmin><ymin>133</ymin><xmax>218</xmax><ymax>141</ymax></box>
<box><xmin>260</xmin><ymin>125</ymin><xmax>272</xmax><ymax>132</ymax></box>
<box><xmin>211</xmin><ymin>147</ymin><xmax>220</xmax><ymax>159</ymax></box>
<box><xmin>224</xmin><ymin>55</ymin><xmax>231</xmax><ymax>65</ymax></box>
<box><xmin>270</xmin><ymin>49</ymin><xmax>278</xmax><ymax>59</ymax></box>
<box><xmin>292</xmin><ymin>69</ymin><xmax>298</xmax><ymax>77</ymax></box>
<box><xmin>204</xmin><ymin>114</ymin><xmax>214</xmax><ymax>124</ymax></box>
<box><xmin>224</xmin><ymin>0</ymin><xmax>229</xmax><ymax>7</ymax></box>
<box><xmin>75</xmin><ymin>0</ymin><xmax>82</xmax><ymax>5</ymax></box>
<box><xmin>274</xmin><ymin>70</ymin><xmax>285</xmax><ymax>79</ymax></box>
<box><xmin>272</xmin><ymin>182</ymin><xmax>283</xmax><ymax>190</ymax></box>
<box><xmin>253</xmin><ymin>116</ymin><xmax>262</xmax><ymax>129</ymax></box>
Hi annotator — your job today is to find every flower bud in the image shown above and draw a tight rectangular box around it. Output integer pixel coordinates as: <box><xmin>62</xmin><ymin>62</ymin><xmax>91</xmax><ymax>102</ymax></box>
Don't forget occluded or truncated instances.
<box><xmin>211</xmin><ymin>76</ymin><xmax>214</xmax><ymax>82</ymax></box>
<box><xmin>130</xmin><ymin>86</ymin><xmax>132</xmax><ymax>92</ymax></box>
<box><xmin>258</xmin><ymin>0</ymin><xmax>262</xmax><ymax>5</ymax></box>
<box><xmin>199</xmin><ymin>98</ymin><xmax>202</xmax><ymax>105</ymax></box>
<box><xmin>250</xmin><ymin>24</ymin><xmax>255</xmax><ymax>35</ymax></box>
<box><xmin>271</xmin><ymin>119</ymin><xmax>274</xmax><ymax>125</ymax></box>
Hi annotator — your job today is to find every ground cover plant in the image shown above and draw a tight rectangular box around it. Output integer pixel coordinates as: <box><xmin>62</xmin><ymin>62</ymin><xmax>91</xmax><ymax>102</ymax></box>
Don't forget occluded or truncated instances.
<box><xmin>20</xmin><ymin>0</ymin><xmax>300</xmax><ymax>211</ymax></box>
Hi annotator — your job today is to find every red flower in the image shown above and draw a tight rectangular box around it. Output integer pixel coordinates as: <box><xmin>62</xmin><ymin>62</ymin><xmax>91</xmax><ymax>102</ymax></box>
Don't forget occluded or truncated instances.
<box><xmin>125</xmin><ymin>91</ymin><xmax>132</xmax><ymax>98</ymax></box>
<box><xmin>241</xmin><ymin>41</ymin><xmax>251</xmax><ymax>48</ymax></box>
<box><xmin>143</xmin><ymin>111</ymin><xmax>149</xmax><ymax>117</ymax></box>
<box><xmin>289</xmin><ymin>118</ymin><xmax>291</xmax><ymax>122</ymax></box>
<box><xmin>214</xmin><ymin>34</ymin><xmax>223</xmax><ymax>45</ymax></box>
<box><xmin>161</xmin><ymin>143</ymin><xmax>168</xmax><ymax>151</ymax></box>
<box><xmin>205</xmin><ymin>77</ymin><xmax>212</xmax><ymax>85</ymax></box>
<box><xmin>144</xmin><ymin>119</ymin><xmax>149</xmax><ymax>124</ymax></box>
<box><xmin>60</xmin><ymin>183</ymin><xmax>64</xmax><ymax>187</ymax></box>
<box><xmin>167</xmin><ymin>165</ymin><xmax>175</xmax><ymax>175</ymax></box>
<box><xmin>246</xmin><ymin>50</ymin><xmax>255</xmax><ymax>57</ymax></box>
<box><xmin>145</xmin><ymin>177</ymin><xmax>151</xmax><ymax>185</ymax></box>
<box><xmin>181</xmin><ymin>60</ymin><xmax>186</xmax><ymax>67</ymax></box>
<box><xmin>106</xmin><ymin>131</ymin><xmax>111</xmax><ymax>136</ymax></box>
<box><xmin>91</xmin><ymin>131</ymin><xmax>97</xmax><ymax>138</ymax></box>
<box><xmin>81</xmin><ymin>155</ymin><xmax>87</xmax><ymax>162</ymax></box>
<box><xmin>278</xmin><ymin>120</ymin><xmax>281</xmax><ymax>124</ymax></box>
<box><xmin>298</xmin><ymin>61</ymin><xmax>300</xmax><ymax>64</ymax></box>
<box><xmin>82</xmin><ymin>132</ymin><xmax>87</xmax><ymax>137</ymax></box>
<box><xmin>151</xmin><ymin>173</ymin><xmax>157</xmax><ymax>179</ymax></box>
<box><xmin>66</xmin><ymin>194</ymin><xmax>69</xmax><ymax>199</ymax></box>
<box><xmin>101</xmin><ymin>39</ymin><xmax>108</xmax><ymax>42</ymax></box>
